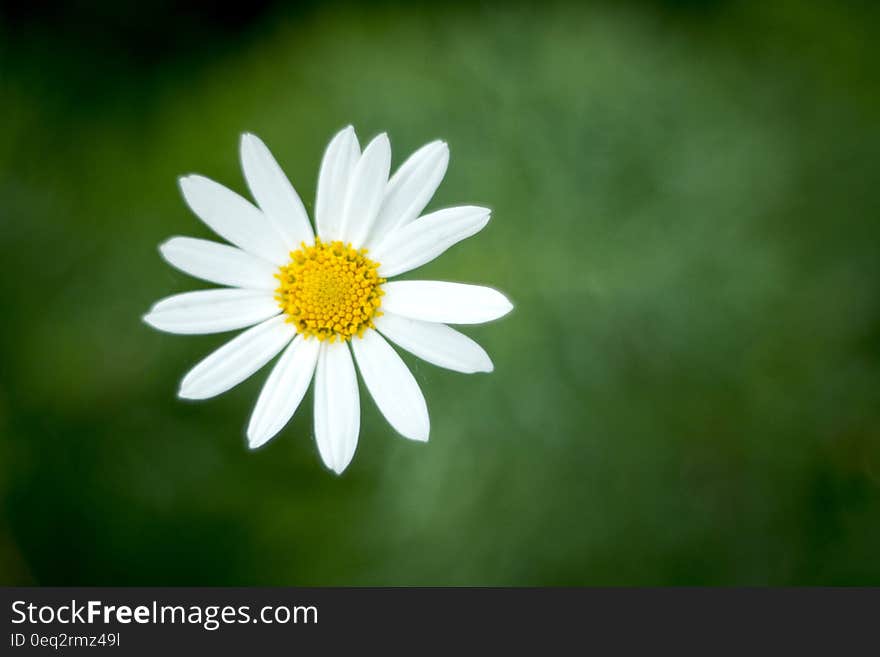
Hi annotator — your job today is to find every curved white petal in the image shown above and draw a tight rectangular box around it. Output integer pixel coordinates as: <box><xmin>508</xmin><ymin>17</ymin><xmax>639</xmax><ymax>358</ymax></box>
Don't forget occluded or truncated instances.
<box><xmin>340</xmin><ymin>133</ymin><xmax>391</xmax><ymax>247</ymax></box>
<box><xmin>179</xmin><ymin>175</ymin><xmax>289</xmax><ymax>264</ymax></box>
<box><xmin>315</xmin><ymin>126</ymin><xmax>360</xmax><ymax>242</ymax></box>
<box><xmin>178</xmin><ymin>315</ymin><xmax>295</xmax><ymax>400</ymax></box>
<box><xmin>351</xmin><ymin>330</ymin><xmax>429</xmax><ymax>442</ymax></box>
<box><xmin>366</xmin><ymin>140</ymin><xmax>448</xmax><ymax>248</ymax></box>
<box><xmin>240</xmin><ymin>133</ymin><xmax>314</xmax><ymax>249</ymax></box>
<box><xmin>372</xmin><ymin>205</ymin><xmax>490</xmax><ymax>278</ymax></box>
<box><xmin>375</xmin><ymin>312</ymin><xmax>493</xmax><ymax>374</ymax></box>
<box><xmin>159</xmin><ymin>236</ymin><xmax>278</xmax><ymax>290</ymax></box>
<box><xmin>382</xmin><ymin>281</ymin><xmax>513</xmax><ymax>324</ymax></box>
<box><xmin>144</xmin><ymin>289</ymin><xmax>280</xmax><ymax>335</ymax></box>
<box><xmin>247</xmin><ymin>335</ymin><xmax>320</xmax><ymax>449</ymax></box>
<box><xmin>313</xmin><ymin>341</ymin><xmax>360</xmax><ymax>474</ymax></box>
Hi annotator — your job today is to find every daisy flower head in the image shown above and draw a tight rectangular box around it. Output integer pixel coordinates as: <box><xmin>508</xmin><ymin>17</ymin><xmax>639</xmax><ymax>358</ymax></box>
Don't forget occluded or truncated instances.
<box><xmin>144</xmin><ymin>127</ymin><xmax>513</xmax><ymax>474</ymax></box>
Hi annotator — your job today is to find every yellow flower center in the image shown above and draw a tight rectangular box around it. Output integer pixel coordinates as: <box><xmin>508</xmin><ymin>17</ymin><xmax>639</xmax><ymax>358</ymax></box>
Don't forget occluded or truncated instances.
<box><xmin>275</xmin><ymin>238</ymin><xmax>385</xmax><ymax>342</ymax></box>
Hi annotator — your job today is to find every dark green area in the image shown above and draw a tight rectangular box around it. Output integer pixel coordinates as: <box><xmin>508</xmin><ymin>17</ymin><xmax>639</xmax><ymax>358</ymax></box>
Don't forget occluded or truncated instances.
<box><xmin>1</xmin><ymin>0</ymin><xmax>878</xmax><ymax>585</ymax></box>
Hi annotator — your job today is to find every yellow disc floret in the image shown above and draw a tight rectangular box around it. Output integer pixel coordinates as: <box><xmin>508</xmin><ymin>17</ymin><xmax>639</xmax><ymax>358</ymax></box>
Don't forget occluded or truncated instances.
<box><xmin>275</xmin><ymin>238</ymin><xmax>385</xmax><ymax>342</ymax></box>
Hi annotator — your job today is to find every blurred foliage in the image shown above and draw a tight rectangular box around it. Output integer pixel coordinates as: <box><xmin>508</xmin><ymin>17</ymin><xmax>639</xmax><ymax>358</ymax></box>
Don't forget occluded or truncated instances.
<box><xmin>0</xmin><ymin>0</ymin><xmax>879</xmax><ymax>585</ymax></box>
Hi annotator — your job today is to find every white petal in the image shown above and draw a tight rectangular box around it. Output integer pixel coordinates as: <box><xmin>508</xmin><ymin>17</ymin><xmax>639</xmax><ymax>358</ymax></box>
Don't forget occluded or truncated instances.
<box><xmin>351</xmin><ymin>330</ymin><xmax>429</xmax><ymax>442</ymax></box>
<box><xmin>144</xmin><ymin>289</ymin><xmax>280</xmax><ymax>335</ymax></box>
<box><xmin>366</xmin><ymin>140</ymin><xmax>448</xmax><ymax>248</ymax></box>
<box><xmin>179</xmin><ymin>174</ymin><xmax>289</xmax><ymax>265</ymax></box>
<box><xmin>375</xmin><ymin>312</ymin><xmax>493</xmax><ymax>374</ymax></box>
<box><xmin>372</xmin><ymin>205</ymin><xmax>490</xmax><ymax>278</ymax></box>
<box><xmin>247</xmin><ymin>335</ymin><xmax>320</xmax><ymax>449</ymax></box>
<box><xmin>159</xmin><ymin>236</ymin><xmax>278</xmax><ymax>289</ymax></box>
<box><xmin>240</xmin><ymin>133</ymin><xmax>315</xmax><ymax>250</ymax></box>
<box><xmin>340</xmin><ymin>133</ymin><xmax>391</xmax><ymax>247</ymax></box>
<box><xmin>178</xmin><ymin>315</ymin><xmax>295</xmax><ymax>400</ymax></box>
<box><xmin>315</xmin><ymin>126</ymin><xmax>360</xmax><ymax>242</ymax></box>
<box><xmin>382</xmin><ymin>281</ymin><xmax>513</xmax><ymax>324</ymax></box>
<box><xmin>313</xmin><ymin>341</ymin><xmax>360</xmax><ymax>474</ymax></box>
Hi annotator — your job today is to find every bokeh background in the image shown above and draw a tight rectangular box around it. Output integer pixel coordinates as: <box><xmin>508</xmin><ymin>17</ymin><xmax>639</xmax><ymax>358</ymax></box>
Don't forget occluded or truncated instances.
<box><xmin>1</xmin><ymin>0</ymin><xmax>879</xmax><ymax>585</ymax></box>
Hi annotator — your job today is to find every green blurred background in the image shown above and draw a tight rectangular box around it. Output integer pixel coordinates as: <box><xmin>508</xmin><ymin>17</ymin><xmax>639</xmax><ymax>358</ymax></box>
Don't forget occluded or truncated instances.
<box><xmin>1</xmin><ymin>0</ymin><xmax>879</xmax><ymax>585</ymax></box>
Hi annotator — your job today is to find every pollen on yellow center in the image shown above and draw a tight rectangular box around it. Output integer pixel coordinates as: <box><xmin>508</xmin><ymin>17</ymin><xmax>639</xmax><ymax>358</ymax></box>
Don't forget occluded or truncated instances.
<box><xmin>275</xmin><ymin>238</ymin><xmax>385</xmax><ymax>342</ymax></box>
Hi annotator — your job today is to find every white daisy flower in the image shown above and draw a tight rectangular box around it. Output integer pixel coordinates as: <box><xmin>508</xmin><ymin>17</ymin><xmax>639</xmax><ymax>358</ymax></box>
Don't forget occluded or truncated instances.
<box><xmin>144</xmin><ymin>127</ymin><xmax>512</xmax><ymax>474</ymax></box>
